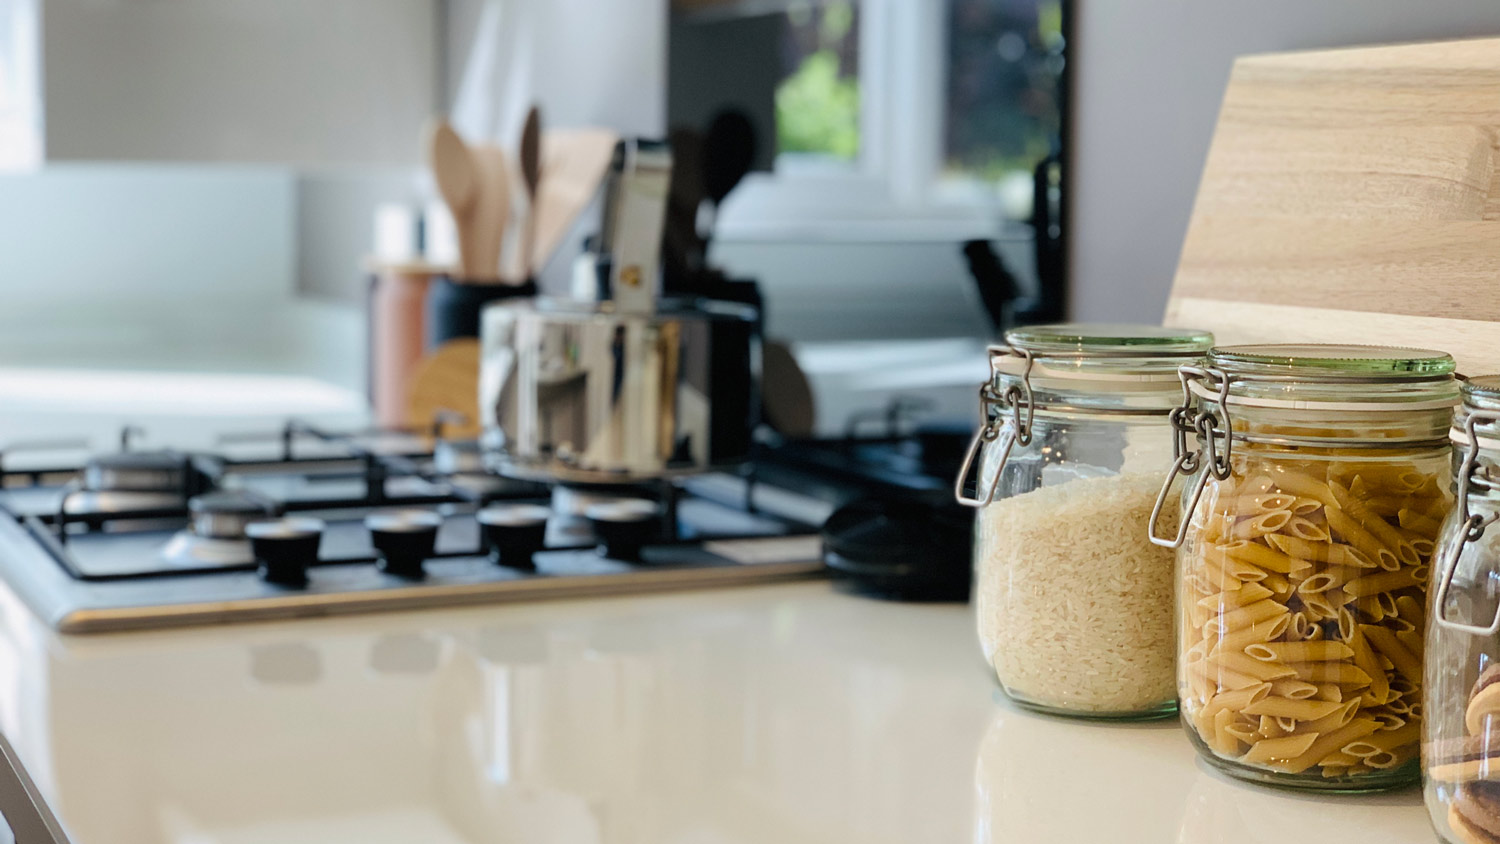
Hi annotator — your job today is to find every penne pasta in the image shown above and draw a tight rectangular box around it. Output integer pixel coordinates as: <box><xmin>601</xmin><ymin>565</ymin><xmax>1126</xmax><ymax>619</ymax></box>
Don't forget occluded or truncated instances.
<box><xmin>1208</xmin><ymin>651</ymin><xmax>1297</xmax><ymax>682</ymax></box>
<box><xmin>1330</xmin><ymin>481</ymin><xmax>1420</xmax><ymax>565</ymax></box>
<box><xmin>1232</xmin><ymin>511</ymin><xmax>1294</xmax><ymax>540</ymax></box>
<box><xmin>1264</xmin><ymin>535</ymin><xmax>1376</xmax><ymax>568</ymax></box>
<box><xmin>1219</xmin><ymin>541</ymin><xmax>1310</xmax><ymax>574</ymax></box>
<box><xmin>1341</xmin><ymin>722</ymin><xmax>1419</xmax><ymax>756</ymax></box>
<box><xmin>1284</xmin><ymin>515</ymin><xmax>1331</xmax><ymax>542</ymax></box>
<box><xmin>1242</xmin><ymin>696</ymin><xmax>1344</xmax><ymax>721</ymax></box>
<box><xmin>1242</xmin><ymin>733</ymin><xmax>1319</xmax><ymax>765</ymax></box>
<box><xmin>1360</xmin><ymin>625</ymin><xmax>1421</xmax><ymax>684</ymax></box>
<box><xmin>1285</xmin><ymin>661</ymin><xmax>1373</xmax><ymax>685</ymax></box>
<box><xmin>1210</xmin><ymin>615</ymin><xmax>1292</xmax><ymax>655</ymax></box>
<box><xmin>1178</xmin><ymin>451</ymin><xmax>1443</xmax><ymax>783</ymax></box>
<box><xmin>1396</xmin><ymin>508</ymin><xmax>1441</xmax><ymax>536</ymax></box>
<box><xmin>1268</xmin><ymin>679</ymin><xmax>1319</xmax><ymax>700</ymax></box>
<box><xmin>1219</xmin><ymin>493</ymin><xmax>1298</xmax><ymax>516</ymax></box>
<box><xmin>1245</xmin><ymin>641</ymin><xmax>1354</xmax><ymax>663</ymax></box>
<box><xmin>1277</xmin><ymin>718</ymin><xmax>1381</xmax><ymax>774</ymax></box>
<box><xmin>1196</xmin><ymin>583</ymin><xmax>1274</xmax><ymax>613</ymax></box>
<box><xmin>1324</xmin><ymin>506</ymin><xmax>1400</xmax><ymax>571</ymax></box>
<box><xmin>1342</xmin><ymin>569</ymin><xmax>1422</xmax><ymax>599</ymax></box>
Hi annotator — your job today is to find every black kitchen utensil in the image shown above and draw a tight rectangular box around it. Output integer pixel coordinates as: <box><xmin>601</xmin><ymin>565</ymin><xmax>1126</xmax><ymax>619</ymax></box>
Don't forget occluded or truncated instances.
<box><xmin>662</xmin><ymin>126</ymin><xmax>706</xmax><ymax>294</ymax></box>
<box><xmin>424</xmin><ymin>275</ymin><xmax>536</xmax><ymax>350</ymax></box>
<box><xmin>822</xmin><ymin>494</ymin><xmax>972</xmax><ymax>602</ymax></box>
<box><xmin>961</xmin><ymin>239</ymin><xmax>1020</xmax><ymax>335</ymax></box>
<box><xmin>519</xmin><ymin>105</ymin><xmax>543</xmax><ymax>279</ymax></box>
<box><xmin>701</xmin><ymin>109</ymin><xmax>756</xmax><ymax>248</ymax></box>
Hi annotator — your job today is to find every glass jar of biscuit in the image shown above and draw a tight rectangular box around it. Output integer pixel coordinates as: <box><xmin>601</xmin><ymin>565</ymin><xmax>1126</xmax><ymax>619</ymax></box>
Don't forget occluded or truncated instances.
<box><xmin>954</xmin><ymin>324</ymin><xmax>1213</xmax><ymax>719</ymax></box>
<box><xmin>1150</xmin><ymin>344</ymin><xmax>1457</xmax><ymax>791</ymax></box>
<box><xmin>1426</xmin><ymin>375</ymin><xmax>1500</xmax><ymax>842</ymax></box>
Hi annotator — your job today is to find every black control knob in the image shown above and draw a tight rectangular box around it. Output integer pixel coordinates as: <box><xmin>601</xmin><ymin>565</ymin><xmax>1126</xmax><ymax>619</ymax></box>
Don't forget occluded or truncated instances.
<box><xmin>477</xmin><ymin>504</ymin><xmax>550</xmax><ymax>571</ymax></box>
<box><xmin>366</xmin><ymin>510</ymin><xmax>443</xmax><ymax>579</ymax></box>
<box><xmin>246</xmin><ymin>518</ymin><xmax>325</xmax><ymax>587</ymax></box>
<box><xmin>585</xmin><ymin>500</ymin><xmax>660</xmax><ymax>562</ymax></box>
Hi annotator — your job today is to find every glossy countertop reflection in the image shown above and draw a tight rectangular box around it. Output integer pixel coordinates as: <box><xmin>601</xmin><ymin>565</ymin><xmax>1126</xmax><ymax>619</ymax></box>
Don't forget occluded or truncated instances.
<box><xmin>0</xmin><ymin>582</ymin><xmax>1438</xmax><ymax>843</ymax></box>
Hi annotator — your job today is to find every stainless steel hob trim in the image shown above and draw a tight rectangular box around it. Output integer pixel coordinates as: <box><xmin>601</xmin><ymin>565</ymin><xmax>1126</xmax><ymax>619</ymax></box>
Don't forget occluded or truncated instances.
<box><xmin>55</xmin><ymin>559</ymin><xmax>825</xmax><ymax>634</ymax></box>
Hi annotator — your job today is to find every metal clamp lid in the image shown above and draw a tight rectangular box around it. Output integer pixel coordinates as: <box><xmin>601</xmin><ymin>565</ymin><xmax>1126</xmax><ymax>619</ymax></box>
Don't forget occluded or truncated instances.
<box><xmin>953</xmin><ymin>347</ymin><xmax>1033</xmax><ymax>507</ymax></box>
<box><xmin>1434</xmin><ymin>410</ymin><xmax>1500</xmax><ymax>635</ymax></box>
<box><xmin>1148</xmin><ymin>365</ymin><xmax>1235</xmax><ymax>548</ymax></box>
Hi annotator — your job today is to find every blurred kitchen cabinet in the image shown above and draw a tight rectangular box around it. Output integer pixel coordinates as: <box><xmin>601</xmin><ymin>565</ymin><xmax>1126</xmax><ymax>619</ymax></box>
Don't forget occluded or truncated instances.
<box><xmin>9</xmin><ymin>0</ymin><xmax>438</xmax><ymax>167</ymax></box>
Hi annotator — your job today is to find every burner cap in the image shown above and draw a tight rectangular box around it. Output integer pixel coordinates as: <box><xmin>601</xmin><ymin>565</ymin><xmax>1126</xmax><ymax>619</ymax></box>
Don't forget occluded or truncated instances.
<box><xmin>477</xmin><ymin>504</ymin><xmax>551</xmax><ymax>527</ymax></box>
<box><xmin>189</xmin><ymin>491</ymin><xmax>268</xmax><ymax>516</ymax></box>
<box><xmin>189</xmin><ymin>491</ymin><xmax>272</xmax><ymax>539</ymax></box>
<box><xmin>584</xmin><ymin>500</ymin><xmax>658</xmax><ymax>524</ymax></box>
<box><xmin>821</xmin><ymin>496</ymin><xmax>972</xmax><ymax>602</ymax></box>
<box><xmin>365</xmin><ymin>510</ymin><xmax>444</xmax><ymax>534</ymax></box>
<box><xmin>246</xmin><ymin>517</ymin><xmax>326</xmax><ymax>540</ymax></box>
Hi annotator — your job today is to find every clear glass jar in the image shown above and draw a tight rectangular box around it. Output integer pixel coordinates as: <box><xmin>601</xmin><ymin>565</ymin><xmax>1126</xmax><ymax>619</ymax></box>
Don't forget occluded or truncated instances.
<box><xmin>1425</xmin><ymin>375</ymin><xmax>1500</xmax><ymax>843</ymax></box>
<box><xmin>955</xmin><ymin>323</ymin><xmax>1214</xmax><ymax>719</ymax></box>
<box><xmin>1152</xmin><ymin>344</ymin><xmax>1457</xmax><ymax>791</ymax></box>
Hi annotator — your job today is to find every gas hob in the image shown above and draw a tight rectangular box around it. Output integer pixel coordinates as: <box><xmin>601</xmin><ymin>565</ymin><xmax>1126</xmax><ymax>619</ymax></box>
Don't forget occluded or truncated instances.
<box><xmin>0</xmin><ymin>422</ymin><xmax>827</xmax><ymax>633</ymax></box>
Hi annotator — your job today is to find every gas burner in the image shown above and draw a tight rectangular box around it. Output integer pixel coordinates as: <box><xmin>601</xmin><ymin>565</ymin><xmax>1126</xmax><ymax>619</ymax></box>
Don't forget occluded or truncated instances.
<box><xmin>161</xmin><ymin>532</ymin><xmax>254</xmax><ymax>568</ymax></box>
<box><xmin>0</xmin><ymin>418</ymin><xmax>827</xmax><ymax>631</ymax></box>
<box><xmin>188</xmin><ymin>491</ymin><xmax>273</xmax><ymax>540</ymax></box>
<box><xmin>84</xmin><ymin>451</ymin><xmax>186</xmax><ymax>493</ymax></box>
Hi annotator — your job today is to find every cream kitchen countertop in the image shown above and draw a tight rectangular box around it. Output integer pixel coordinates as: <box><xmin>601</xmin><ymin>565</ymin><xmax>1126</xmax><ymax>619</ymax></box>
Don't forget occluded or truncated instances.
<box><xmin>0</xmin><ymin>581</ymin><xmax>1437</xmax><ymax>844</ymax></box>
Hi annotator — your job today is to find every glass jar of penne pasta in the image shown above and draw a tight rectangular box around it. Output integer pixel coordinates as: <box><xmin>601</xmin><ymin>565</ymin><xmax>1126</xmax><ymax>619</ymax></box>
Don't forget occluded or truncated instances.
<box><xmin>1425</xmin><ymin>375</ymin><xmax>1500</xmax><ymax>842</ymax></box>
<box><xmin>955</xmin><ymin>324</ymin><xmax>1214</xmax><ymax>719</ymax></box>
<box><xmin>1150</xmin><ymin>344</ymin><xmax>1458</xmax><ymax>791</ymax></box>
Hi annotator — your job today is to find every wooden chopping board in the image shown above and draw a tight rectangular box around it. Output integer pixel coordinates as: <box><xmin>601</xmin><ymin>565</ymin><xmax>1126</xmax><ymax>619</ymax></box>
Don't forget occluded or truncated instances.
<box><xmin>1163</xmin><ymin>37</ymin><xmax>1500</xmax><ymax>375</ymax></box>
<box><xmin>406</xmin><ymin>339</ymin><xmax>483</xmax><ymax>440</ymax></box>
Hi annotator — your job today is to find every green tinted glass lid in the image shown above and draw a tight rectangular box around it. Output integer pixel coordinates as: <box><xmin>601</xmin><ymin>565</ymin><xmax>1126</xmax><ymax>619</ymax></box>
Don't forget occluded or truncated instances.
<box><xmin>1005</xmin><ymin>323</ymin><xmax>1214</xmax><ymax>356</ymax></box>
<box><xmin>1209</xmin><ymin>344</ymin><xmax>1455</xmax><ymax>378</ymax></box>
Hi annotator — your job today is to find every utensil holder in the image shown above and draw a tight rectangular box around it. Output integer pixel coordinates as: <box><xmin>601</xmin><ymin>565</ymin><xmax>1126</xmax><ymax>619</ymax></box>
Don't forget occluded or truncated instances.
<box><xmin>425</xmin><ymin>276</ymin><xmax>537</xmax><ymax>351</ymax></box>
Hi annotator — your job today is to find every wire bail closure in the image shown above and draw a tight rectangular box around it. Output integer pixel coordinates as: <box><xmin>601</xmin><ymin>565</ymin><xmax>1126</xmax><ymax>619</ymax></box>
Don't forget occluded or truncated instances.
<box><xmin>1148</xmin><ymin>365</ymin><xmax>1234</xmax><ymax>548</ymax></box>
<box><xmin>954</xmin><ymin>346</ymin><xmax>1034</xmax><ymax>507</ymax></box>
<box><xmin>1434</xmin><ymin>410</ymin><xmax>1500</xmax><ymax>634</ymax></box>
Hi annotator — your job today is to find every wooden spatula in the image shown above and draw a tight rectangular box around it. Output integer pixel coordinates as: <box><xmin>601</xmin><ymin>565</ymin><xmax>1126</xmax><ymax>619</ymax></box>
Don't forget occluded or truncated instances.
<box><xmin>518</xmin><ymin>106</ymin><xmax>543</xmax><ymax>280</ymax></box>
<box><xmin>426</xmin><ymin>121</ymin><xmax>479</xmax><ymax>277</ymax></box>
<box><xmin>532</xmin><ymin>128</ymin><xmax>622</xmax><ymax>274</ymax></box>
<box><xmin>468</xmin><ymin>146</ymin><xmax>511</xmax><ymax>283</ymax></box>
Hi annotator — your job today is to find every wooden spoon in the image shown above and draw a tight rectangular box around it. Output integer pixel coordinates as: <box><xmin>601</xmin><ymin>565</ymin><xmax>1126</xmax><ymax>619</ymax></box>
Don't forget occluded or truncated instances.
<box><xmin>532</xmin><ymin>128</ymin><xmax>621</xmax><ymax>274</ymax></box>
<box><xmin>425</xmin><ymin>120</ymin><xmax>478</xmax><ymax>277</ymax></box>
<box><xmin>467</xmin><ymin>146</ymin><xmax>512</xmax><ymax>283</ymax></box>
<box><xmin>518</xmin><ymin>106</ymin><xmax>542</xmax><ymax>280</ymax></box>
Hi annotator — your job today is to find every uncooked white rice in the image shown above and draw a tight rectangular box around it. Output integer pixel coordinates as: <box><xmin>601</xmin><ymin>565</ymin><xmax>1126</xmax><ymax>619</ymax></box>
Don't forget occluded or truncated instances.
<box><xmin>975</xmin><ymin>471</ymin><xmax>1176</xmax><ymax>713</ymax></box>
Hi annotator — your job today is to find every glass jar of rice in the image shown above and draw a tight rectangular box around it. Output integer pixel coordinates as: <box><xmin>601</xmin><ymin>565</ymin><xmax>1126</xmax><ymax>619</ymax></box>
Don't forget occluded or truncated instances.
<box><xmin>954</xmin><ymin>323</ymin><xmax>1213</xmax><ymax>719</ymax></box>
<box><xmin>1424</xmin><ymin>375</ymin><xmax>1500</xmax><ymax>843</ymax></box>
<box><xmin>1149</xmin><ymin>344</ymin><xmax>1457</xmax><ymax>791</ymax></box>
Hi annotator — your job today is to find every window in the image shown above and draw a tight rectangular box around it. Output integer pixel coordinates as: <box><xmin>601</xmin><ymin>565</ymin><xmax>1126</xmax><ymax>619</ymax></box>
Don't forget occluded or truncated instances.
<box><xmin>702</xmin><ymin>0</ymin><xmax>1066</xmax><ymax>237</ymax></box>
<box><xmin>774</xmin><ymin>1</ymin><xmax>860</xmax><ymax>163</ymax></box>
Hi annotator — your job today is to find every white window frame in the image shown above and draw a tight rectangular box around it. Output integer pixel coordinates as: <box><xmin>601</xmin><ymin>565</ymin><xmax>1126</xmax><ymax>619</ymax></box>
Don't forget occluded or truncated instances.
<box><xmin>716</xmin><ymin>0</ymin><xmax>1012</xmax><ymax>243</ymax></box>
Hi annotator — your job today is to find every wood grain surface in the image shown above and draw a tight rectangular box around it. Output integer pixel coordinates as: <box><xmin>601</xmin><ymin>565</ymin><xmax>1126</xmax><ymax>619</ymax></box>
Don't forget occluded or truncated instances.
<box><xmin>1164</xmin><ymin>37</ymin><xmax>1500</xmax><ymax>375</ymax></box>
<box><xmin>406</xmin><ymin>339</ymin><xmax>483</xmax><ymax>440</ymax></box>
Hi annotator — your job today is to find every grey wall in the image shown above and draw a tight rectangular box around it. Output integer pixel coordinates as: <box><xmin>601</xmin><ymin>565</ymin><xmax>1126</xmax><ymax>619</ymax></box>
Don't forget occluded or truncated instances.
<box><xmin>1069</xmin><ymin>0</ymin><xmax>1500</xmax><ymax>323</ymax></box>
